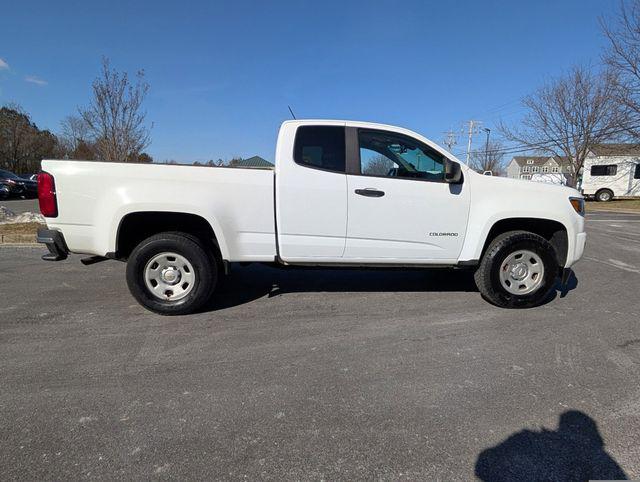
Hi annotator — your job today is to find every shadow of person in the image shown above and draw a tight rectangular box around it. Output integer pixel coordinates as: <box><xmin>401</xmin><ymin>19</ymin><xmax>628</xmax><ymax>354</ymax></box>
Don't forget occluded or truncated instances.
<box><xmin>475</xmin><ymin>411</ymin><xmax>627</xmax><ymax>481</ymax></box>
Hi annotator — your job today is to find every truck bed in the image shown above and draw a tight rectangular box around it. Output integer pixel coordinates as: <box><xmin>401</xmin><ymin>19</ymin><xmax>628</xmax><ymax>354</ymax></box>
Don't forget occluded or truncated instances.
<box><xmin>41</xmin><ymin>160</ymin><xmax>277</xmax><ymax>261</ymax></box>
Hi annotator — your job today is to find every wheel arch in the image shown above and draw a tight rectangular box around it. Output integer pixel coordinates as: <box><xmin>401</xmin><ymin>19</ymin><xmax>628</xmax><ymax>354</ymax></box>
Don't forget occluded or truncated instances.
<box><xmin>479</xmin><ymin>217</ymin><xmax>568</xmax><ymax>267</ymax></box>
<box><xmin>113</xmin><ymin>211</ymin><xmax>225</xmax><ymax>261</ymax></box>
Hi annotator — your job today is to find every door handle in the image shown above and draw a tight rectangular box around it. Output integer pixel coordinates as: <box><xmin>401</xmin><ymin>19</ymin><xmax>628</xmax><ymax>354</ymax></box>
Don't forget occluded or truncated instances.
<box><xmin>355</xmin><ymin>188</ymin><xmax>385</xmax><ymax>198</ymax></box>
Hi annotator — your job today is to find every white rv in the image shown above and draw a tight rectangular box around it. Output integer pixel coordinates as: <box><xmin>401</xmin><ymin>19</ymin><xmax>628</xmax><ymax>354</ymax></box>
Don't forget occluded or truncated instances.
<box><xmin>581</xmin><ymin>144</ymin><xmax>640</xmax><ymax>201</ymax></box>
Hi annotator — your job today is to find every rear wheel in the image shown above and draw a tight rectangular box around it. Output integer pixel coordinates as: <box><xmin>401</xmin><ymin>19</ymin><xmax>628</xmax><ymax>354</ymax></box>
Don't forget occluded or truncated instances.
<box><xmin>126</xmin><ymin>232</ymin><xmax>217</xmax><ymax>315</ymax></box>
<box><xmin>474</xmin><ymin>231</ymin><xmax>558</xmax><ymax>308</ymax></box>
<box><xmin>595</xmin><ymin>188</ymin><xmax>614</xmax><ymax>202</ymax></box>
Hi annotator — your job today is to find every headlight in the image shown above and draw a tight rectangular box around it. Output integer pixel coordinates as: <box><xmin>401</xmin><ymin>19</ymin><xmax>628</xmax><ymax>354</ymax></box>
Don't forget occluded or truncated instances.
<box><xmin>569</xmin><ymin>197</ymin><xmax>584</xmax><ymax>216</ymax></box>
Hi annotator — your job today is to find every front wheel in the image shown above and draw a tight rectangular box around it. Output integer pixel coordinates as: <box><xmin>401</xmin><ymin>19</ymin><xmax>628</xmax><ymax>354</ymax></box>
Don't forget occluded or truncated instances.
<box><xmin>474</xmin><ymin>231</ymin><xmax>558</xmax><ymax>308</ymax></box>
<box><xmin>126</xmin><ymin>232</ymin><xmax>217</xmax><ymax>315</ymax></box>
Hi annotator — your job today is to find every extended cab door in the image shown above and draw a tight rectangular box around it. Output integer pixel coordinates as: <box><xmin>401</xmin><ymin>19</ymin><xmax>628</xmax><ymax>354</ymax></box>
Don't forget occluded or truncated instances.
<box><xmin>275</xmin><ymin>123</ymin><xmax>348</xmax><ymax>261</ymax></box>
<box><xmin>344</xmin><ymin>127</ymin><xmax>470</xmax><ymax>262</ymax></box>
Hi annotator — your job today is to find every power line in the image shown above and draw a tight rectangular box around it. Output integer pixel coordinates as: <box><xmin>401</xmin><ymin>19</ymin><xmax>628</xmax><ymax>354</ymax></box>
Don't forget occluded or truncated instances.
<box><xmin>464</xmin><ymin>120</ymin><xmax>482</xmax><ymax>163</ymax></box>
<box><xmin>453</xmin><ymin>122</ymin><xmax>640</xmax><ymax>159</ymax></box>
<box><xmin>442</xmin><ymin>129</ymin><xmax>458</xmax><ymax>152</ymax></box>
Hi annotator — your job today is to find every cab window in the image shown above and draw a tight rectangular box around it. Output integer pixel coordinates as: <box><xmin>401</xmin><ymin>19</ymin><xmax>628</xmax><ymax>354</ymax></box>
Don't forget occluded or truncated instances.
<box><xmin>358</xmin><ymin>129</ymin><xmax>445</xmax><ymax>181</ymax></box>
<box><xmin>293</xmin><ymin>126</ymin><xmax>345</xmax><ymax>173</ymax></box>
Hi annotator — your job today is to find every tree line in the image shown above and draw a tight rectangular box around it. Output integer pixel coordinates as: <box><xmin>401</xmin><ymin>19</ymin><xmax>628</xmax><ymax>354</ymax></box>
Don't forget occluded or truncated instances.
<box><xmin>0</xmin><ymin>58</ymin><xmax>153</xmax><ymax>174</ymax></box>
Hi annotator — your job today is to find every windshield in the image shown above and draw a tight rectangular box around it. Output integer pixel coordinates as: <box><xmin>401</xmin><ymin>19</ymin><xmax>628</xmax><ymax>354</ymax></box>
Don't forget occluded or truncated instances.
<box><xmin>0</xmin><ymin>169</ymin><xmax>20</xmax><ymax>179</ymax></box>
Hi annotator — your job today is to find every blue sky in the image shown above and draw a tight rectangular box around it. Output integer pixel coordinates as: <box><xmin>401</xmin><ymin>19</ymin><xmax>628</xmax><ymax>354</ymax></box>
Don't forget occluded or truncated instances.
<box><xmin>0</xmin><ymin>0</ymin><xmax>616</xmax><ymax>163</ymax></box>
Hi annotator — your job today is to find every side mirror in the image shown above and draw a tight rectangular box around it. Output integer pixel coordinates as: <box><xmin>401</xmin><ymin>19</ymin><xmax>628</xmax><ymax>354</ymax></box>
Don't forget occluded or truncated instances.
<box><xmin>444</xmin><ymin>159</ymin><xmax>463</xmax><ymax>183</ymax></box>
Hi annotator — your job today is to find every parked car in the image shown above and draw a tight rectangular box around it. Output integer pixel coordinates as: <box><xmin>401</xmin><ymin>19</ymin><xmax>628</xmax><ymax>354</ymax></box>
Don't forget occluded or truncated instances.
<box><xmin>36</xmin><ymin>119</ymin><xmax>586</xmax><ymax>315</ymax></box>
<box><xmin>581</xmin><ymin>157</ymin><xmax>640</xmax><ymax>201</ymax></box>
<box><xmin>0</xmin><ymin>169</ymin><xmax>38</xmax><ymax>199</ymax></box>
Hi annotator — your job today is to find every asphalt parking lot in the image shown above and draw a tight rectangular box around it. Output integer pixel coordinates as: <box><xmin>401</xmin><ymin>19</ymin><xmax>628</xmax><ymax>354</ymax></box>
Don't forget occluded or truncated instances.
<box><xmin>1</xmin><ymin>211</ymin><xmax>639</xmax><ymax>480</ymax></box>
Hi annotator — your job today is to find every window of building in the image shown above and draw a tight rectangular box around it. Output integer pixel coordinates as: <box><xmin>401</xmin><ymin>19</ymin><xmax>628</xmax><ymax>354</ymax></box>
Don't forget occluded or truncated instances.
<box><xmin>551</xmin><ymin>166</ymin><xmax>559</xmax><ymax>173</ymax></box>
<box><xmin>522</xmin><ymin>166</ymin><xmax>530</xmax><ymax>173</ymax></box>
<box><xmin>590</xmin><ymin>164</ymin><xmax>618</xmax><ymax>176</ymax></box>
<box><xmin>293</xmin><ymin>126</ymin><xmax>346</xmax><ymax>173</ymax></box>
<box><xmin>527</xmin><ymin>159</ymin><xmax>534</xmax><ymax>164</ymax></box>
<box><xmin>542</xmin><ymin>166</ymin><xmax>549</xmax><ymax>173</ymax></box>
<box><xmin>358</xmin><ymin>129</ymin><xmax>445</xmax><ymax>181</ymax></box>
<box><xmin>521</xmin><ymin>174</ymin><xmax>531</xmax><ymax>180</ymax></box>
<box><xmin>532</xmin><ymin>166</ymin><xmax>540</xmax><ymax>173</ymax></box>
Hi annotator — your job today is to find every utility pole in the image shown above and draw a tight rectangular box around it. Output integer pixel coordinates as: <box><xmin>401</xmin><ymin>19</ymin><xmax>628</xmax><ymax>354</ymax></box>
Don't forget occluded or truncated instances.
<box><xmin>465</xmin><ymin>120</ymin><xmax>482</xmax><ymax>164</ymax></box>
<box><xmin>443</xmin><ymin>129</ymin><xmax>458</xmax><ymax>152</ymax></box>
<box><xmin>483</xmin><ymin>127</ymin><xmax>491</xmax><ymax>170</ymax></box>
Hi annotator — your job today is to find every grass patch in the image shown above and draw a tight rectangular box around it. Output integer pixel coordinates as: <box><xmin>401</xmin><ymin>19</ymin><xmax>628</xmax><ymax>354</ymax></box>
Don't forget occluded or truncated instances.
<box><xmin>585</xmin><ymin>199</ymin><xmax>640</xmax><ymax>213</ymax></box>
<box><xmin>0</xmin><ymin>222</ymin><xmax>44</xmax><ymax>235</ymax></box>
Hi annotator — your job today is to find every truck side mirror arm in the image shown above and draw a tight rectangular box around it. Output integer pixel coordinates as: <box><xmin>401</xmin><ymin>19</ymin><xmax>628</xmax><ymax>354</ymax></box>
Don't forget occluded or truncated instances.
<box><xmin>444</xmin><ymin>159</ymin><xmax>463</xmax><ymax>184</ymax></box>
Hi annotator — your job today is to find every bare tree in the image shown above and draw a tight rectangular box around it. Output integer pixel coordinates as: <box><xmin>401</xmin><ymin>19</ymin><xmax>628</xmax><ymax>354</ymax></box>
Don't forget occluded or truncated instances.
<box><xmin>362</xmin><ymin>154</ymin><xmax>395</xmax><ymax>176</ymax></box>
<box><xmin>469</xmin><ymin>140</ymin><xmax>505</xmax><ymax>175</ymax></box>
<box><xmin>500</xmin><ymin>66</ymin><xmax>628</xmax><ymax>187</ymax></box>
<box><xmin>602</xmin><ymin>0</ymin><xmax>640</xmax><ymax>135</ymax></box>
<box><xmin>80</xmin><ymin>57</ymin><xmax>151</xmax><ymax>162</ymax></box>
<box><xmin>60</xmin><ymin>115</ymin><xmax>90</xmax><ymax>151</ymax></box>
<box><xmin>59</xmin><ymin>115</ymin><xmax>94</xmax><ymax>159</ymax></box>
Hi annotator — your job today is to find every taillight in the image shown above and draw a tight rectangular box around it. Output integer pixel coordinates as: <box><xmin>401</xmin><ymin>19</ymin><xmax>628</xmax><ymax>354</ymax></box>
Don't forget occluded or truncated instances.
<box><xmin>37</xmin><ymin>172</ymin><xmax>58</xmax><ymax>217</ymax></box>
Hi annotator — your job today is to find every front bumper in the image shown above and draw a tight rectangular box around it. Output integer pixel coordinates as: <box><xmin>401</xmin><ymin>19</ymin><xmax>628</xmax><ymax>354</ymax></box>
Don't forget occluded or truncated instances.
<box><xmin>36</xmin><ymin>228</ymin><xmax>69</xmax><ymax>261</ymax></box>
<box><xmin>575</xmin><ymin>232</ymin><xmax>587</xmax><ymax>262</ymax></box>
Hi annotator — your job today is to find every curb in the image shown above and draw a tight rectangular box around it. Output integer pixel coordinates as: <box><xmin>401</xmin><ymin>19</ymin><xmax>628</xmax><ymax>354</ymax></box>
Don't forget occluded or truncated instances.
<box><xmin>0</xmin><ymin>233</ymin><xmax>38</xmax><ymax>245</ymax></box>
<box><xmin>586</xmin><ymin>209</ymin><xmax>640</xmax><ymax>215</ymax></box>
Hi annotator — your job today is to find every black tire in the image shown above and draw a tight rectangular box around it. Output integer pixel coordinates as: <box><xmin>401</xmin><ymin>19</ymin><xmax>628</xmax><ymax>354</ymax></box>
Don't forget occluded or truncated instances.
<box><xmin>474</xmin><ymin>230</ymin><xmax>558</xmax><ymax>308</ymax></box>
<box><xmin>595</xmin><ymin>188</ymin><xmax>614</xmax><ymax>202</ymax></box>
<box><xmin>126</xmin><ymin>232</ymin><xmax>217</xmax><ymax>315</ymax></box>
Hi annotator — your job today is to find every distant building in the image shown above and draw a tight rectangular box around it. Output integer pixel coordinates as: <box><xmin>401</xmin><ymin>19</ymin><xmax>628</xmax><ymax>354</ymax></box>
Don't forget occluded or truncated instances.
<box><xmin>506</xmin><ymin>156</ymin><xmax>572</xmax><ymax>181</ymax></box>
<box><xmin>230</xmin><ymin>156</ymin><xmax>274</xmax><ymax>168</ymax></box>
<box><xmin>507</xmin><ymin>144</ymin><xmax>640</xmax><ymax>185</ymax></box>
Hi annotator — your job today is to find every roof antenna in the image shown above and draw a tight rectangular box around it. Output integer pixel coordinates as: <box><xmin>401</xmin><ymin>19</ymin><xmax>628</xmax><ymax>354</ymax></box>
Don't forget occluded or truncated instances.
<box><xmin>287</xmin><ymin>105</ymin><xmax>297</xmax><ymax>120</ymax></box>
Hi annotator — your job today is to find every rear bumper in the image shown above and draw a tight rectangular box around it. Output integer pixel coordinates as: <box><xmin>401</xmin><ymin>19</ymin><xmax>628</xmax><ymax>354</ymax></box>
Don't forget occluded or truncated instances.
<box><xmin>36</xmin><ymin>228</ymin><xmax>69</xmax><ymax>261</ymax></box>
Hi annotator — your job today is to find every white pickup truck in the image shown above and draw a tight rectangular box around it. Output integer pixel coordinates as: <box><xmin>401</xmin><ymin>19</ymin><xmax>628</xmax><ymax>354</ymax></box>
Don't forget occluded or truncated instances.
<box><xmin>37</xmin><ymin>120</ymin><xmax>586</xmax><ymax>315</ymax></box>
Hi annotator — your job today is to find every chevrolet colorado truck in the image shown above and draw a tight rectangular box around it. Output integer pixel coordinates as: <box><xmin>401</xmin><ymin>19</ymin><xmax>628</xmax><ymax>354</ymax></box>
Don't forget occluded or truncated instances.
<box><xmin>36</xmin><ymin>120</ymin><xmax>586</xmax><ymax>315</ymax></box>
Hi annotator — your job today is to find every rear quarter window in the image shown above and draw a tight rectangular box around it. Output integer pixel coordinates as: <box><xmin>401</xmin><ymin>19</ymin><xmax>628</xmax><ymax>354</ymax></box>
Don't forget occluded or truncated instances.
<box><xmin>293</xmin><ymin>126</ymin><xmax>346</xmax><ymax>173</ymax></box>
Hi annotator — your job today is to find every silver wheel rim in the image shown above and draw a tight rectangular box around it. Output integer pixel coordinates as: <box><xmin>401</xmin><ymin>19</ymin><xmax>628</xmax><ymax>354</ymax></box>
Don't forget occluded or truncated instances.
<box><xmin>144</xmin><ymin>252</ymin><xmax>196</xmax><ymax>301</ymax></box>
<box><xmin>600</xmin><ymin>192</ymin><xmax>611</xmax><ymax>201</ymax></box>
<box><xmin>498</xmin><ymin>249</ymin><xmax>545</xmax><ymax>295</ymax></box>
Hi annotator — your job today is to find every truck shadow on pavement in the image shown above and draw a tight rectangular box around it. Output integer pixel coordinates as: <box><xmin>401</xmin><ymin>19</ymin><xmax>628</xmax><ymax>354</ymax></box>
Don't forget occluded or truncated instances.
<box><xmin>205</xmin><ymin>264</ymin><xmax>578</xmax><ymax>311</ymax></box>
<box><xmin>475</xmin><ymin>410</ymin><xmax>627</xmax><ymax>481</ymax></box>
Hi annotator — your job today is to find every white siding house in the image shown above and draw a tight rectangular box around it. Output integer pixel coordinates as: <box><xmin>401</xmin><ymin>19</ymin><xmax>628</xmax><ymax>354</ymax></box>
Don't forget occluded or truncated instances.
<box><xmin>506</xmin><ymin>156</ymin><xmax>571</xmax><ymax>181</ymax></box>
